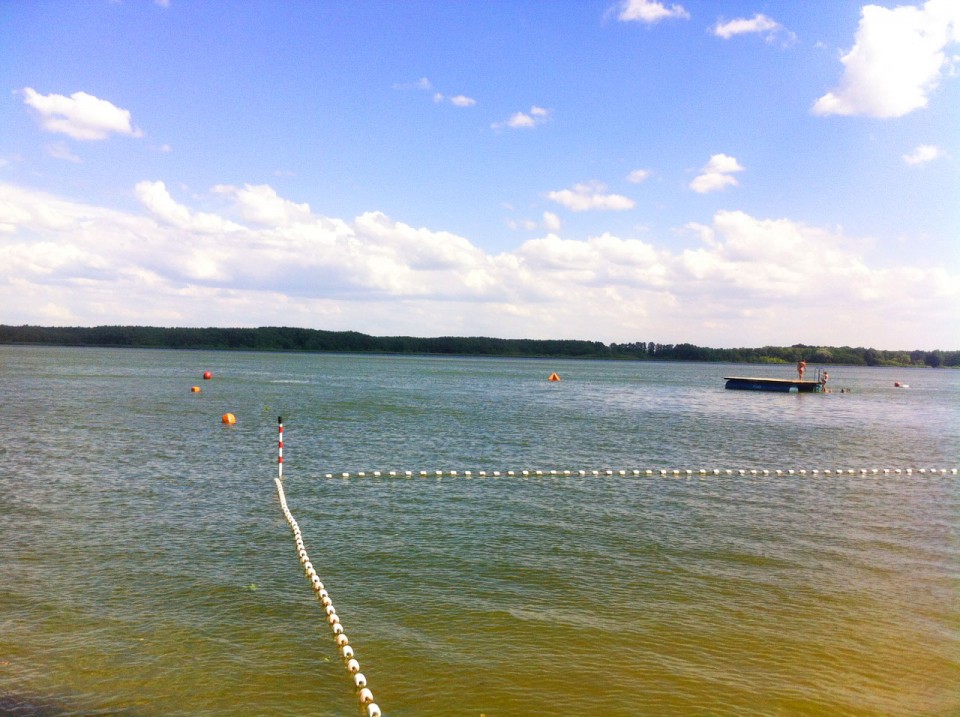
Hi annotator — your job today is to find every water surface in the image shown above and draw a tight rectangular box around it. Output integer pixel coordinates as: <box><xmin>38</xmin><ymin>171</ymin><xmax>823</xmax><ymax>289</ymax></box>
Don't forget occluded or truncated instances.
<box><xmin>1</xmin><ymin>347</ymin><xmax>957</xmax><ymax>715</ymax></box>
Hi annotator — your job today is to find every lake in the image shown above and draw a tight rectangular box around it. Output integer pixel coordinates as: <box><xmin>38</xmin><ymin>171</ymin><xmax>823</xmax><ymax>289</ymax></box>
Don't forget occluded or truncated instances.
<box><xmin>1</xmin><ymin>346</ymin><xmax>957</xmax><ymax>716</ymax></box>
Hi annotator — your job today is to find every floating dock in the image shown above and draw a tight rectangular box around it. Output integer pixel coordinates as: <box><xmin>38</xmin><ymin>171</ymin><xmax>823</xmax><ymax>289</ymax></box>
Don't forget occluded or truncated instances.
<box><xmin>724</xmin><ymin>376</ymin><xmax>825</xmax><ymax>393</ymax></box>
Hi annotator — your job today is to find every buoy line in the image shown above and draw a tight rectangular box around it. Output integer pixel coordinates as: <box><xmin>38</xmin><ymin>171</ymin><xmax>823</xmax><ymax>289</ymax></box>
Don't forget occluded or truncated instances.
<box><xmin>274</xmin><ymin>476</ymin><xmax>382</xmax><ymax>717</ymax></box>
<box><xmin>319</xmin><ymin>467</ymin><xmax>958</xmax><ymax>479</ymax></box>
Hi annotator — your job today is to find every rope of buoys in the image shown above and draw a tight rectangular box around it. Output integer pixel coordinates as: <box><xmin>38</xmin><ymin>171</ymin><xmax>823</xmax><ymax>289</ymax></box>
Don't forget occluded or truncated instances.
<box><xmin>274</xmin><ymin>477</ymin><xmax>382</xmax><ymax>717</ymax></box>
<box><xmin>320</xmin><ymin>467</ymin><xmax>958</xmax><ymax>479</ymax></box>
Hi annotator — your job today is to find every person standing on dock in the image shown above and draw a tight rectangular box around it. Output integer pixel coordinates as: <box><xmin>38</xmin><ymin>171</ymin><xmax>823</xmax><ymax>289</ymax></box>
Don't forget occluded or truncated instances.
<box><xmin>797</xmin><ymin>358</ymin><xmax>807</xmax><ymax>380</ymax></box>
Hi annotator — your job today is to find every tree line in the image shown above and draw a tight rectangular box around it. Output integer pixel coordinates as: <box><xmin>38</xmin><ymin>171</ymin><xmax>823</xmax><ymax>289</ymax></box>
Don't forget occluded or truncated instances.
<box><xmin>0</xmin><ymin>325</ymin><xmax>956</xmax><ymax>367</ymax></box>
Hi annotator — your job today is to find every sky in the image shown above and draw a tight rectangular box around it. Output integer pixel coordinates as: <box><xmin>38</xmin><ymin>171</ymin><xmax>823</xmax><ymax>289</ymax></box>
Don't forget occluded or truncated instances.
<box><xmin>1</xmin><ymin>0</ymin><xmax>958</xmax><ymax>350</ymax></box>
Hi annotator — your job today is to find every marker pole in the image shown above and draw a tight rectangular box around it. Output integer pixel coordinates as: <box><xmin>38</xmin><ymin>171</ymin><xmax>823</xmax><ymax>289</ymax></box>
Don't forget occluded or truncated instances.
<box><xmin>278</xmin><ymin>416</ymin><xmax>284</xmax><ymax>480</ymax></box>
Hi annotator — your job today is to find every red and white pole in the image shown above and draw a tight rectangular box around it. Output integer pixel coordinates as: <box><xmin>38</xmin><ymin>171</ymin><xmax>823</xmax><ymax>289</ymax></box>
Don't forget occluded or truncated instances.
<box><xmin>278</xmin><ymin>416</ymin><xmax>284</xmax><ymax>480</ymax></box>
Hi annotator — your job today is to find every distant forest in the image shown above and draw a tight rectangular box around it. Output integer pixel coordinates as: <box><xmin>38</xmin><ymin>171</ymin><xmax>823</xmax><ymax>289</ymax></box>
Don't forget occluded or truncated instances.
<box><xmin>1</xmin><ymin>324</ymin><xmax>956</xmax><ymax>367</ymax></box>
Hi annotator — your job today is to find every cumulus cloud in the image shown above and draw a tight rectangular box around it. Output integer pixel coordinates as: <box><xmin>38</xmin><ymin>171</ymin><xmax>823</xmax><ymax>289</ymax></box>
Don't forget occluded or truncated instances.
<box><xmin>626</xmin><ymin>169</ymin><xmax>652</xmax><ymax>183</ymax></box>
<box><xmin>1</xmin><ymin>181</ymin><xmax>956</xmax><ymax>346</ymax></box>
<box><xmin>812</xmin><ymin>0</ymin><xmax>960</xmax><ymax>118</ymax></box>
<box><xmin>20</xmin><ymin>87</ymin><xmax>143</xmax><ymax>140</ymax></box>
<box><xmin>492</xmin><ymin>106</ymin><xmax>551</xmax><ymax>129</ymax></box>
<box><xmin>547</xmin><ymin>182</ymin><xmax>636</xmax><ymax>211</ymax></box>
<box><xmin>712</xmin><ymin>13</ymin><xmax>794</xmax><ymax>44</ymax></box>
<box><xmin>614</xmin><ymin>0</ymin><xmax>690</xmax><ymax>24</ymax></box>
<box><xmin>902</xmin><ymin>144</ymin><xmax>944</xmax><ymax>165</ymax></box>
<box><xmin>212</xmin><ymin>183</ymin><xmax>312</xmax><ymax>226</ymax></box>
<box><xmin>135</xmin><ymin>181</ymin><xmax>245</xmax><ymax>234</ymax></box>
<box><xmin>669</xmin><ymin>210</ymin><xmax>958</xmax><ymax>347</ymax></box>
<box><xmin>434</xmin><ymin>92</ymin><xmax>478</xmax><ymax>106</ymax></box>
<box><xmin>542</xmin><ymin>211</ymin><xmax>562</xmax><ymax>231</ymax></box>
<box><xmin>689</xmin><ymin>154</ymin><xmax>744</xmax><ymax>193</ymax></box>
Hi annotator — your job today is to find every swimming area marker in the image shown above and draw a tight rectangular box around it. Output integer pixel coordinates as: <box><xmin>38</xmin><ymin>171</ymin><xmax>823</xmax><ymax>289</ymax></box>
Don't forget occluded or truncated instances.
<box><xmin>274</xmin><ymin>419</ymin><xmax>382</xmax><ymax>716</ymax></box>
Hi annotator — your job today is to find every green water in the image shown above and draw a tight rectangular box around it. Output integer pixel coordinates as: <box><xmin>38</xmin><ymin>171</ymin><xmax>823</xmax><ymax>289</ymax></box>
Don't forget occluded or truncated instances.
<box><xmin>1</xmin><ymin>347</ymin><xmax>958</xmax><ymax>715</ymax></box>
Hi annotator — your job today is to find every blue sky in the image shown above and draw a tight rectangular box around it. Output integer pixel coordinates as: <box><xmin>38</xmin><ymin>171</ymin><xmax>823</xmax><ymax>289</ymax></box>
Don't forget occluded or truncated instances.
<box><xmin>1</xmin><ymin>0</ymin><xmax>958</xmax><ymax>349</ymax></box>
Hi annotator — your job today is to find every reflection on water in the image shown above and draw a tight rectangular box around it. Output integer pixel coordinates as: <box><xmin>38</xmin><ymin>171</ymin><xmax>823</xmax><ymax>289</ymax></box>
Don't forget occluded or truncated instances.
<box><xmin>0</xmin><ymin>347</ymin><xmax>957</xmax><ymax>716</ymax></box>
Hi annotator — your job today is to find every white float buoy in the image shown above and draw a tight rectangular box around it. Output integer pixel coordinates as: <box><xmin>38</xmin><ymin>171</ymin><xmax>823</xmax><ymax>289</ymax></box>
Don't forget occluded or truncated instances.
<box><xmin>346</xmin><ymin>658</ymin><xmax>360</xmax><ymax>673</ymax></box>
<box><xmin>359</xmin><ymin>687</ymin><xmax>374</xmax><ymax>704</ymax></box>
<box><xmin>354</xmin><ymin>673</ymin><xmax>367</xmax><ymax>688</ymax></box>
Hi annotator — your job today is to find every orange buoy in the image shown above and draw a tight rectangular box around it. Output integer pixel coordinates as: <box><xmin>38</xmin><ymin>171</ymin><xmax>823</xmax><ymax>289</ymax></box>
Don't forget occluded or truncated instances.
<box><xmin>222</xmin><ymin>413</ymin><xmax>236</xmax><ymax>424</ymax></box>
<box><xmin>191</xmin><ymin>386</ymin><xmax>201</xmax><ymax>393</ymax></box>
<box><xmin>203</xmin><ymin>371</ymin><xmax>213</xmax><ymax>380</ymax></box>
<box><xmin>548</xmin><ymin>372</ymin><xmax>560</xmax><ymax>382</ymax></box>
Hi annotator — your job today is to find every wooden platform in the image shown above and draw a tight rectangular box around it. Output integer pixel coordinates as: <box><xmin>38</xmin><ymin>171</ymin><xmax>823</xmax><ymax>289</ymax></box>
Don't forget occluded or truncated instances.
<box><xmin>724</xmin><ymin>376</ymin><xmax>824</xmax><ymax>393</ymax></box>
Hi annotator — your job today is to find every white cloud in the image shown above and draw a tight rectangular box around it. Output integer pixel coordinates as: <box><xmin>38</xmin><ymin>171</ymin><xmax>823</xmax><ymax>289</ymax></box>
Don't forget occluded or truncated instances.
<box><xmin>135</xmin><ymin>180</ymin><xmax>244</xmax><ymax>234</ymax></box>
<box><xmin>712</xmin><ymin>13</ymin><xmax>793</xmax><ymax>44</ymax></box>
<box><xmin>212</xmin><ymin>183</ymin><xmax>312</xmax><ymax>226</ymax></box>
<box><xmin>626</xmin><ymin>169</ymin><xmax>651</xmax><ymax>183</ymax></box>
<box><xmin>542</xmin><ymin>211</ymin><xmax>562</xmax><ymax>231</ymax></box>
<box><xmin>615</xmin><ymin>0</ymin><xmax>690</xmax><ymax>24</ymax></box>
<box><xmin>547</xmin><ymin>182</ymin><xmax>636</xmax><ymax>211</ymax></box>
<box><xmin>689</xmin><ymin>153</ymin><xmax>744</xmax><ymax>193</ymax></box>
<box><xmin>813</xmin><ymin>0</ymin><xmax>960</xmax><ymax>118</ymax></box>
<box><xmin>1</xmin><ymin>181</ymin><xmax>956</xmax><ymax>347</ymax></box>
<box><xmin>434</xmin><ymin>92</ymin><xmax>478</xmax><ymax>107</ymax></box>
<box><xmin>20</xmin><ymin>87</ymin><xmax>143</xmax><ymax>141</ymax></box>
<box><xmin>492</xmin><ymin>106</ymin><xmax>551</xmax><ymax>129</ymax></box>
<box><xmin>902</xmin><ymin>144</ymin><xmax>944</xmax><ymax>165</ymax></box>
<box><xmin>713</xmin><ymin>13</ymin><xmax>779</xmax><ymax>38</ymax></box>
<box><xmin>398</xmin><ymin>77</ymin><xmax>476</xmax><ymax>107</ymax></box>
